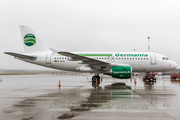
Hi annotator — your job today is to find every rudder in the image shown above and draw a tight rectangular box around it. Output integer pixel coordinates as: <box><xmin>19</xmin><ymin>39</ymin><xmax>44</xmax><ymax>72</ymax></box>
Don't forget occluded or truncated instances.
<box><xmin>19</xmin><ymin>25</ymin><xmax>50</xmax><ymax>53</ymax></box>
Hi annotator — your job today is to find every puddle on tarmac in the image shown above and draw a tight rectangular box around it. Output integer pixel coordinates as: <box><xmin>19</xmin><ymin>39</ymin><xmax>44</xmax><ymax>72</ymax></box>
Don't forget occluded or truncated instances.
<box><xmin>71</xmin><ymin>108</ymin><xmax>90</xmax><ymax>111</ymax></box>
<box><xmin>57</xmin><ymin>83</ymin><xmax>132</xmax><ymax>119</ymax></box>
<box><xmin>57</xmin><ymin>113</ymin><xmax>76</xmax><ymax>119</ymax></box>
<box><xmin>13</xmin><ymin>104</ymin><xmax>36</xmax><ymax>108</ymax></box>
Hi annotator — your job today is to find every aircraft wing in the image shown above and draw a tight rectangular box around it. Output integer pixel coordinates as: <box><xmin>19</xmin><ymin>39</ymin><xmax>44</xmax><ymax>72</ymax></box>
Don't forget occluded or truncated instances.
<box><xmin>57</xmin><ymin>51</ymin><xmax>129</xmax><ymax>71</ymax></box>
<box><xmin>58</xmin><ymin>51</ymin><xmax>108</xmax><ymax>64</ymax></box>
<box><xmin>4</xmin><ymin>52</ymin><xmax>37</xmax><ymax>60</ymax></box>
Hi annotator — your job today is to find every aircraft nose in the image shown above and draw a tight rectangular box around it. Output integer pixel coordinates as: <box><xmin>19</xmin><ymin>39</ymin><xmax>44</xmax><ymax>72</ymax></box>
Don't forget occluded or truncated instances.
<box><xmin>170</xmin><ymin>61</ymin><xmax>177</xmax><ymax>69</ymax></box>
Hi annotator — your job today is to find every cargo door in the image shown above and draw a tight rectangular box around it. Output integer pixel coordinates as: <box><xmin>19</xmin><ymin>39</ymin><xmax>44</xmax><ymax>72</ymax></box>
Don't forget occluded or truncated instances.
<box><xmin>150</xmin><ymin>54</ymin><xmax>156</xmax><ymax>65</ymax></box>
<box><xmin>46</xmin><ymin>53</ymin><xmax>52</xmax><ymax>64</ymax></box>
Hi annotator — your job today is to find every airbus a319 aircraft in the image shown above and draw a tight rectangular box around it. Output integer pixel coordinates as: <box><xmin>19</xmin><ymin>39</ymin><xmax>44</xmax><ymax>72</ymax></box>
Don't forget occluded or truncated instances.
<box><xmin>5</xmin><ymin>26</ymin><xmax>177</xmax><ymax>85</ymax></box>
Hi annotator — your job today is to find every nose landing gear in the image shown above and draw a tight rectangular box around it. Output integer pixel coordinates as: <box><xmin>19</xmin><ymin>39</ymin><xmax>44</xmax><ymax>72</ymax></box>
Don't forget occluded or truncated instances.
<box><xmin>143</xmin><ymin>72</ymin><xmax>156</xmax><ymax>82</ymax></box>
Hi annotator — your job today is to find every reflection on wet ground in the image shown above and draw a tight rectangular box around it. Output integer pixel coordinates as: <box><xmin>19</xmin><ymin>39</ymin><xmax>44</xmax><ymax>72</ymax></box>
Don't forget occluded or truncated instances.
<box><xmin>1</xmin><ymin>75</ymin><xmax>180</xmax><ymax>120</ymax></box>
<box><xmin>57</xmin><ymin>83</ymin><xmax>131</xmax><ymax>119</ymax></box>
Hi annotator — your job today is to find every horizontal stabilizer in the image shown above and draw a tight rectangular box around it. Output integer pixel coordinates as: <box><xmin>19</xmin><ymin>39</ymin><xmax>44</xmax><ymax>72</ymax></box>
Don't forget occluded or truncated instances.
<box><xmin>4</xmin><ymin>52</ymin><xmax>37</xmax><ymax>60</ymax></box>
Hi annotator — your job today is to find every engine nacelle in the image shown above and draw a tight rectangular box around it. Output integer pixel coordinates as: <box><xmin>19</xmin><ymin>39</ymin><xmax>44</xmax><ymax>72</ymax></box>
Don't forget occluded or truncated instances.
<box><xmin>104</xmin><ymin>66</ymin><xmax>132</xmax><ymax>79</ymax></box>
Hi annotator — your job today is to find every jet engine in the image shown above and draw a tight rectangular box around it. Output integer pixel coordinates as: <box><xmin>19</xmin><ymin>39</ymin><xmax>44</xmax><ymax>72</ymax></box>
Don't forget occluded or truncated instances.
<box><xmin>104</xmin><ymin>66</ymin><xmax>132</xmax><ymax>79</ymax></box>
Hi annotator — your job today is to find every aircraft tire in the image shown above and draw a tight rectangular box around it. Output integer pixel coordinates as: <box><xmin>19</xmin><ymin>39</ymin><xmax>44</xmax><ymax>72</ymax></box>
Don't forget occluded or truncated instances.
<box><xmin>92</xmin><ymin>76</ymin><xmax>100</xmax><ymax>84</ymax></box>
<box><xmin>150</xmin><ymin>78</ymin><xmax>153</xmax><ymax>82</ymax></box>
<box><xmin>92</xmin><ymin>76</ymin><xmax>97</xmax><ymax>82</ymax></box>
<box><xmin>92</xmin><ymin>82</ymin><xmax>96</xmax><ymax>87</ymax></box>
<box><xmin>97</xmin><ymin>76</ymin><xmax>100</xmax><ymax>84</ymax></box>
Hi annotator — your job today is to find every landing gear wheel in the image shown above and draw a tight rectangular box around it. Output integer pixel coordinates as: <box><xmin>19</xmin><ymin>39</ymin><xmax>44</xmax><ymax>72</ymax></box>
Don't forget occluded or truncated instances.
<box><xmin>149</xmin><ymin>78</ymin><xmax>153</xmax><ymax>82</ymax></box>
<box><xmin>92</xmin><ymin>82</ymin><xmax>97</xmax><ymax>87</ymax></box>
<box><xmin>92</xmin><ymin>76</ymin><xmax>97</xmax><ymax>82</ymax></box>
<box><xmin>97</xmin><ymin>76</ymin><xmax>100</xmax><ymax>84</ymax></box>
<box><xmin>92</xmin><ymin>76</ymin><xmax>100</xmax><ymax>84</ymax></box>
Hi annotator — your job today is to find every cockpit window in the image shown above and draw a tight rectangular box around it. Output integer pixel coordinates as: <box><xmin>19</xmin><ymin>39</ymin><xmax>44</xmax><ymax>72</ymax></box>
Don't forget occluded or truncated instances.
<box><xmin>162</xmin><ymin>57</ymin><xmax>169</xmax><ymax>60</ymax></box>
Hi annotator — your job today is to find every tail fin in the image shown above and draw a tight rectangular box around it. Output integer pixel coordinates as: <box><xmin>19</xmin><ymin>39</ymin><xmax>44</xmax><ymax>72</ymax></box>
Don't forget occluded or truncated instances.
<box><xmin>19</xmin><ymin>25</ymin><xmax>50</xmax><ymax>53</ymax></box>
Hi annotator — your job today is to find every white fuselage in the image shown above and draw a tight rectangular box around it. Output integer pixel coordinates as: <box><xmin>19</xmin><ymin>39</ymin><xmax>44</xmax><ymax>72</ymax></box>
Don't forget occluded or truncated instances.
<box><xmin>23</xmin><ymin>52</ymin><xmax>177</xmax><ymax>73</ymax></box>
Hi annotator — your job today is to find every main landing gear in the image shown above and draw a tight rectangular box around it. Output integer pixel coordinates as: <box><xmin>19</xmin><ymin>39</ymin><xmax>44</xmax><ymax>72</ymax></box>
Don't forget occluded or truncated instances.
<box><xmin>92</xmin><ymin>75</ymin><xmax>100</xmax><ymax>86</ymax></box>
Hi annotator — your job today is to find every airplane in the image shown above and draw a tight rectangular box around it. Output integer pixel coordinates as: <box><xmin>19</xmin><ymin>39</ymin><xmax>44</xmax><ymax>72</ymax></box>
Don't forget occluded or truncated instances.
<box><xmin>4</xmin><ymin>25</ymin><xmax>177</xmax><ymax>85</ymax></box>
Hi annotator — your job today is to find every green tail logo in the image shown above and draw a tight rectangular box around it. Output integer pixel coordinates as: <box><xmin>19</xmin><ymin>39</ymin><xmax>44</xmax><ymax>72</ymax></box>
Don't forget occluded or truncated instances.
<box><xmin>24</xmin><ymin>33</ymin><xmax>36</xmax><ymax>46</ymax></box>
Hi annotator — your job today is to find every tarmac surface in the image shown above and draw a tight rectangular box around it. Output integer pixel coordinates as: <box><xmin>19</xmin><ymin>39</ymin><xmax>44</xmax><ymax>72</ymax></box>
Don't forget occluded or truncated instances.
<box><xmin>0</xmin><ymin>74</ymin><xmax>180</xmax><ymax>120</ymax></box>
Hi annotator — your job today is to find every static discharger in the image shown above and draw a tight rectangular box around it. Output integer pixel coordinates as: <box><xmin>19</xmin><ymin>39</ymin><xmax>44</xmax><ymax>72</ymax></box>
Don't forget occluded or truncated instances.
<box><xmin>58</xmin><ymin>80</ymin><xmax>61</xmax><ymax>87</ymax></box>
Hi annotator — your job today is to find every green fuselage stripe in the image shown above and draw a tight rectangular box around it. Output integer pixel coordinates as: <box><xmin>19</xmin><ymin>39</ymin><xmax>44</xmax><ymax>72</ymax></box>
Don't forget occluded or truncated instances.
<box><xmin>55</xmin><ymin>53</ymin><xmax>113</xmax><ymax>57</ymax></box>
<box><xmin>77</xmin><ymin>53</ymin><xmax>112</xmax><ymax>56</ymax></box>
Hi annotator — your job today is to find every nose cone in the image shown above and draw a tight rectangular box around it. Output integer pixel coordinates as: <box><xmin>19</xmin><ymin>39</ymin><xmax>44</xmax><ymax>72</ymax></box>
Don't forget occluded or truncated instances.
<box><xmin>170</xmin><ymin>61</ymin><xmax>177</xmax><ymax>70</ymax></box>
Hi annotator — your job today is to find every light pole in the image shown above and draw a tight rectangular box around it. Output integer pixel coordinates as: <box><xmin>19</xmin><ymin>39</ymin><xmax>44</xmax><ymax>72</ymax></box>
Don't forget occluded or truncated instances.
<box><xmin>147</xmin><ymin>37</ymin><xmax>150</xmax><ymax>51</ymax></box>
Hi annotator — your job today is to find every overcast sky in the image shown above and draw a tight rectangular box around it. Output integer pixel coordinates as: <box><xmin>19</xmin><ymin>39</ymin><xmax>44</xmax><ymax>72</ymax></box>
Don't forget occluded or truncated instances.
<box><xmin>0</xmin><ymin>0</ymin><xmax>180</xmax><ymax>70</ymax></box>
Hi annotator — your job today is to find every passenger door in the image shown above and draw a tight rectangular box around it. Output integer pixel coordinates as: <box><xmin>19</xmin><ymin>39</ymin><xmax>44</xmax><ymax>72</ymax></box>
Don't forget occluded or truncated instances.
<box><xmin>150</xmin><ymin>54</ymin><xmax>156</xmax><ymax>65</ymax></box>
<box><xmin>46</xmin><ymin>53</ymin><xmax>52</xmax><ymax>64</ymax></box>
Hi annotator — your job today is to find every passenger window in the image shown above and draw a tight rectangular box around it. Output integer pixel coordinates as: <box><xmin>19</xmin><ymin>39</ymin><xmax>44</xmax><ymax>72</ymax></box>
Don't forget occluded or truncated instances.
<box><xmin>147</xmin><ymin>58</ymin><xmax>148</xmax><ymax>60</ymax></box>
<box><xmin>54</xmin><ymin>57</ymin><xmax>56</xmax><ymax>59</ymax></box>
<box><xmin>127</xmin><ymin>58</ymin><xmax>129</xmax><ymax>60</ymax></box>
